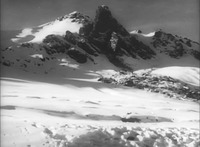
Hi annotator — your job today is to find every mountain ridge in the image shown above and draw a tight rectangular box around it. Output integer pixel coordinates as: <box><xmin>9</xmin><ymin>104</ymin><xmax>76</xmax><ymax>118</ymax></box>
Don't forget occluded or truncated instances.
<box><xmin>1</xmin><ymin>5</ymin><xmax>199</xmax><ymax>74</ymax></box>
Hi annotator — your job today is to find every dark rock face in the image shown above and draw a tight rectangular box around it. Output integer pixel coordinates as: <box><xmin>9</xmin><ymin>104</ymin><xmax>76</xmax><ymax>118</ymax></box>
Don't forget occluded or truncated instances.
<box><xmin>121</xmin><ymin>117</ymin><xmax>141</xmax><ymax>123</ymax></box>
<box><xmin>43</xmin><ymin>35</ymin><xmax>71</xmax><ymax>54</ymax></box>
<box><xmin>43</xmin><ymin>35</ymin><xmax>61</xmax><ymax>44</ymax></box>
<box><xmin>79</xmin><ymin>22</ymin><xmax>93</xmax><ymax>37</ymax></box>
<box><xmin>89</xmin><ymin>31</ymin><xmax>111</xmax><ymax>53</ymax></box>
<box><xmin>152</xmin><ymin>31</ymin><xmax>187</xmax><ymax>58</ymax></box>
<box><xmin>64</xmin><ymin>31</ymin><xmax>77</xmax><ymax>45</ymax></box>
<box><xmin>151</xmin><ymin>30</ymin><xmax>200</xmax><ymax>60</ymax></box>
<box><xmin>130</xmin><ymin>36</ymin><xmax>156</xmax><ymax>59</ymax></box>
<box><xmin>92</xmin><ymin>6</ymin><xmax>129</xmax><ymax>36</ymax></box>
<box><xmin>85</xmin><ymin>5</ymin><xmax>130</xmax><ymax>56</ymax></box>
<box><xmin>81</xmin><ymin>5</ymin><xmax>156</xmax><ymax>63</ymax></box>
<box><xmin>186</xmin><ymin>40</ymin><xmax>192</xmax><ymax>47</ymax></box>
<box><xmin>169</xmin><ymin>42</ymin><xmax>184</xmax><ymax>58</ymax></box>
<box><xmin>107</xmin><ymin>55</ymin><xmax>132</xmax><ymax>70</ymax></box>
<box><xmin>77</xmin><ymin>39</ymin><xmax>98</xmax><ymax>56</ymax></box>
<box><xmin>154</xmin><ymin>30</ymin><xmax>163</xmax><ymax>38</ymax></box>
<box><xmin>192</xmin><ymin>50</ymin><xmax>200</xmax><ymax>60</ymax></box>
<box><xmin>93</xmin><ymin>5</ymin><xmax>112</xmax><ymax>33</ymax></box>
<box><xmin>67</xmin><ymin>48</ymin><xmax>87</xmax><ymax>63</ymax></box>
<box><xmin>21</xmin><ymin>43</ymin><xmax>34</xmax><ymax>48</ymax></box>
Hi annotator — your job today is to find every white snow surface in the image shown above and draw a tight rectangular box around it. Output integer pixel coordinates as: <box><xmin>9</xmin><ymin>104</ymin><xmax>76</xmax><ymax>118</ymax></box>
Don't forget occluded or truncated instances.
<box><xmin>141</xmin><ymin>32</ymin><xmax>156</xmax><ymax>37</ymax></box>
<box><xmin>30</xmin><ymin>54</ymin><xmax>44</xmax><ymax>59</ymax></box>
<box><xmin>11</xmin><ymin>15</ymin><xmax>83</xmax><ymax>43</ymax></box>
<box><xmin>1</xmin><ymin>66</ymin><xmax>200</xmax><ymax>147</ymax></box>
<box><xmin>151</xmin><ymin>66</ymin><xmax>200</xmax><ymax>87</ymax></box>
<box><xmin>130</xmin><ymin>30</ymin><xmax>155</xmax><ymax>37</ymax></box>
<box><xmin>30</xmin><ymin>19</ymin><xmax>82</xmax><ymax>43</ymax></box>
<box><xmin>16</xmin><ymin>28</ymin><xmax>33</xmax><ymax>38</ymax></box>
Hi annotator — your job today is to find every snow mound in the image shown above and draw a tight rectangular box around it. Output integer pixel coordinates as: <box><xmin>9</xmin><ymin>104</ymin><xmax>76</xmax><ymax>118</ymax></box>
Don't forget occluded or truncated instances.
<box><xmin>151</xmin><ymin>66</ymin><xmax>200</xmax><ymax>87</ymax></box>
<box><xmin>42</xmin><ymin>126</ymin><xmax>200</xmax><ymax>147</ymax></box>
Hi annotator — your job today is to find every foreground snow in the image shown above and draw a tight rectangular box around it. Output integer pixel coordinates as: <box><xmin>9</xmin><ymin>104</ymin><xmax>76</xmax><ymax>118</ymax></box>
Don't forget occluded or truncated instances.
<box><xmin>1</xmin><ymin>68</ymin><xmax>199</xmax><ymax>147</ymax></box>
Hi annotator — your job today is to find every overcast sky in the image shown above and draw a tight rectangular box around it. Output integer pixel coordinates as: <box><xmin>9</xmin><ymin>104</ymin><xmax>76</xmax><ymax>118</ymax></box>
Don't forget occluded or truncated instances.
<box><xmin>1</xmin><ymin>0</ymin><xmax>199</xmax><ymax>41</ymax></box>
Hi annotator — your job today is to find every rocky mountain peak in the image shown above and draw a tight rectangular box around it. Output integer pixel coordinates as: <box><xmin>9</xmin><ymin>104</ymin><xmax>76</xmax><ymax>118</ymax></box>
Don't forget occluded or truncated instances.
<box><xmin>68</xmin><ymin>11</ymin><xmax>80</xmax><ymax>16</ymax></box>
<box><xmin>154</xmin><ymin>30</ymin><xmax>168</xmax><ymax>38</ymax></box>
<box><xmin>1</xmin><ymin>5</ymin><xmax>199</xmax><ymax>73</ymax></box>
<box><xmin>95</xmin><ymin>5</ymin><xmax>112</xmax><ymax>20</ymax></box>
<box><xmin>92</xmin><ymin>5</ymin><xmax>129</xmax><ymax>36</ymax></box>
<box><xmin>56</xmin><ymin>11</ymin><xmax>91</xmax><ymax>24</ymax></box>
<box><xmin>68</xmin><ymin>11</ymin><xmax>90</xmax><ymax>21</ymax></box>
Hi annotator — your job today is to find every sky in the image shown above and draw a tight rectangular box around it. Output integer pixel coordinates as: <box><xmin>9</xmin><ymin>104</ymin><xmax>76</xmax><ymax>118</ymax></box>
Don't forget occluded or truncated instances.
<box><xmin>1</xmin><ymin>0</ymin><xmax>199</xmax><ymax>41</ymax></box>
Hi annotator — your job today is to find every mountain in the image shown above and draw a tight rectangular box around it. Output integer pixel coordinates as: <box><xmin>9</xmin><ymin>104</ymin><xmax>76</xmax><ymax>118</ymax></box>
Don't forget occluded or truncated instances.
<box><xmin>1</xmin><ymin>5</ymin><xmax>199</xmax><ymax>75</ymax></box>
<box><xmin>1</xmin><ymin>5</ymin><xmax>200</xmax><ymax>147</ymax></box>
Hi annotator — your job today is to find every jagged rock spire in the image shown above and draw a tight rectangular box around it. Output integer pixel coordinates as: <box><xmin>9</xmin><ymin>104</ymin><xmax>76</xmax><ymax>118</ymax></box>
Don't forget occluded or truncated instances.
<box><xmin>92</xmin><ymin>5</ymin><xmax>129</xmax><ymax>36</ymax></box>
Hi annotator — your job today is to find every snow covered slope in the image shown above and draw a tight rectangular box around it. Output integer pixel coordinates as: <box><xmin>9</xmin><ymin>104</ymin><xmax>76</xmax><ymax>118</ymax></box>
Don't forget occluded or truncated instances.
<box><xmin>11</xmin><ymin>11</ymin><xmax>91</xmax><ymax>43</ymax></box>
<box><xmin>151</xmin><ymin>66</ymin><xmax>200</xmax><ymax>87</ymax></box>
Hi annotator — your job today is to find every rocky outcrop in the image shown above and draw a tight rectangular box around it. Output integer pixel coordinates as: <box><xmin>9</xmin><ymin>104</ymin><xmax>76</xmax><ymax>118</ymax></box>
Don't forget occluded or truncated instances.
<box><xmin>186</xmin><ymin>40</ymin><xmax>192</xmax><ymax>47</ymax></box>
<box><xmin>64</xmin><ymin>31</ymin><xmax>77</xmax><ymax>45</ymax></box>
<box><xmin>43</xmin><ymin>35</ymin><xmax>71</xmax><ymax>54</ymax></box>
<box><xmin>130</xmin><ymin>36</ymin><xmax>156</xmax><ymax>59</ymax></box>
<box><xmin>151</xmin><ymin>30</ymin><xmax>200</xmax><ymax>59</ymax></box>
<box><xmin>67</xmin><ymin>48</ymin><xmax>87</xmax><ymax>63</ymax></box>
<box><xmin>192</xmin><ymin>50</ymin><xmax>200</xmax><ymax>60</ymax></box>
<box><xmin>77</xmin><ymin>39</ymin><xmax>98</xmax><ymax>56</ymax></box>
<box><xmin>99</xmin><ymin>71</ymin><xmax>200</xmax><ymax>101</ymax></box>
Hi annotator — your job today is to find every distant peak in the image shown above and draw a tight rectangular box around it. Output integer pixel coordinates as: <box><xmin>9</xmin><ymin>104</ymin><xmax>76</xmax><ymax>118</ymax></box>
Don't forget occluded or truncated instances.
<box><xmin>96</xmin><ymin>5</ymin><xmax>111</xmax><ymax>16</ymax></box>
<box><xmin>99</xmin><ymin>5</ymin><xmax>109</xmax><ymax>9</ymax></box>
<box><xmin>56</xmin><ymin>11</ymin><xmax>91</xmax><ymax>24</ymax></box>
<box><xmin>92</xmin><ymin>5</ymin><xmax>129</xmax><ymax>36</ymax></box>
<box><xmin>155</xmin><ymin>29</ymin><xmax>164</xmax><ymax>33</ymax></box>
<box><xmin>154</xmin><ymin>29</ymin><xmax>175</xmax><ymax>38</ymax></box>
<box><xmin>68</xmin><ymin>11</ymin><xmax>83</xmax><ymax>18</ymax></box>
<box><xmin>69</xmin><ymin>11</ymin><xmax>79</xmax><ymax>15</ymax></box>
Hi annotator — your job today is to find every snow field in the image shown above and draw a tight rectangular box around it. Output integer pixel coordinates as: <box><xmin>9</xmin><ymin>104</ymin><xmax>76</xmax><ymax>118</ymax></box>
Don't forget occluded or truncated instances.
<box><xmin>1</xmin><ymin>73</ymin><xmax>199</xmax><ymax>147</ymax></box>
